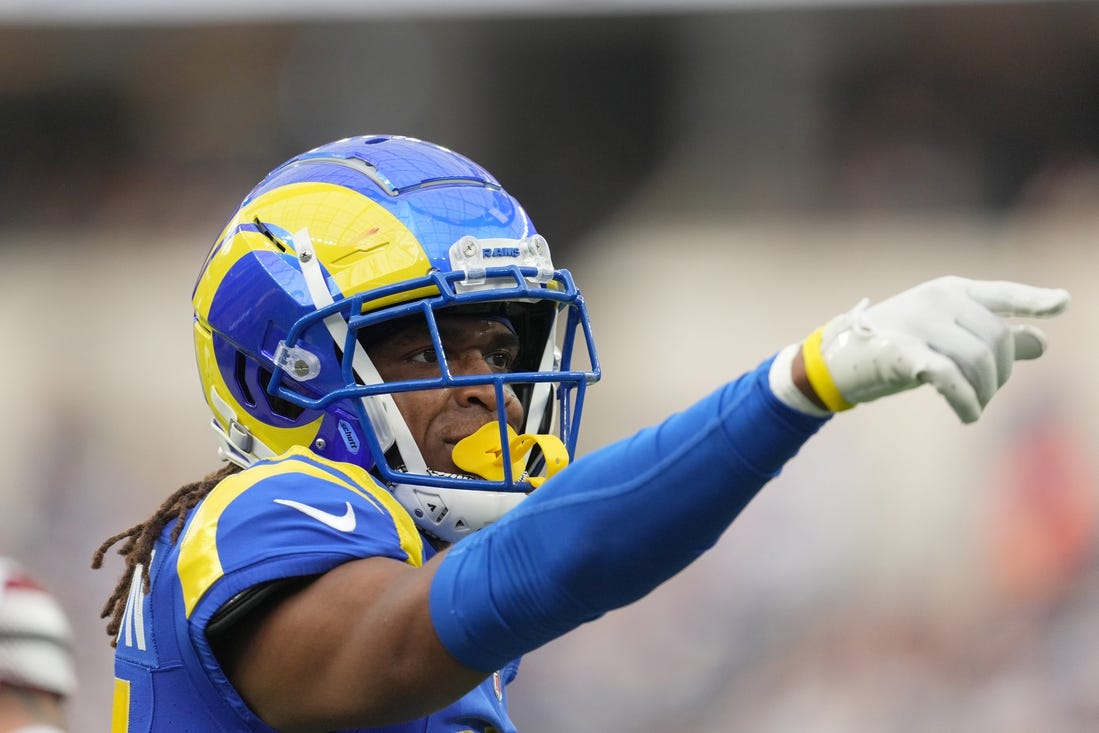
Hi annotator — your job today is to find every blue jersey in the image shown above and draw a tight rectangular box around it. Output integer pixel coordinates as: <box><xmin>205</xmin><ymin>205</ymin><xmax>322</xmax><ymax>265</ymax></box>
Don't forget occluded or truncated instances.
<box><xmin>111</xmin><ymin>447</ymin><xmax>518</xmax><ymax>732</ymax></box>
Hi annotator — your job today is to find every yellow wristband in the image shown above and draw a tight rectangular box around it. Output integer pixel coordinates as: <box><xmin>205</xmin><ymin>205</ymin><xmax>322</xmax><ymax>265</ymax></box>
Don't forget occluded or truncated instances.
<box><xmin>802</xmin><ymin>327</ymin><xmax>855</xmax><ymax>412</ymax></box>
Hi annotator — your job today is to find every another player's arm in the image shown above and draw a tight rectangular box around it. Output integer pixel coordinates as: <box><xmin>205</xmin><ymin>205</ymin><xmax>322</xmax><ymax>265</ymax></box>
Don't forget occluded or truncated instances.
<box><xmin>215</xmin><ymin>551</ymin><xmax>474</xmax><ymax>733</ymax></box>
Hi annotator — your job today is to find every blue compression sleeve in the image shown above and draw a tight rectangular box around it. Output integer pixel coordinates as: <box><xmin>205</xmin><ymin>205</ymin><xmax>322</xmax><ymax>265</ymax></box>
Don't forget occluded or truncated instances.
<box><xmin>429</xmin><ymin>356</ymin><xmax>829</xmax><ymax>672</ymax></box>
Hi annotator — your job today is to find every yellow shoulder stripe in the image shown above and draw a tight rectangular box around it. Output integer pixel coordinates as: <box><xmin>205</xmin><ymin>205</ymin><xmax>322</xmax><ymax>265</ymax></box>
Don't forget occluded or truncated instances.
<box><xmin>177</xmin><ymin>450</ymin><xmax>424</xmax><ymax>618</ymax></box>
<box><xmin>283</xmin><ymin>446</ymin><xmax>425</xmax><ymax>567</ymax></box>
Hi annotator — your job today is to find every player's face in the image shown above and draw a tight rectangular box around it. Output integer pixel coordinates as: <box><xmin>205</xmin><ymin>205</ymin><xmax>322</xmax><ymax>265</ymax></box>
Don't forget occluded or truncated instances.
<box><xmin>367</xmin><ymin>315</ymin><xmax>526</xmax><ymax>475</ymax></box>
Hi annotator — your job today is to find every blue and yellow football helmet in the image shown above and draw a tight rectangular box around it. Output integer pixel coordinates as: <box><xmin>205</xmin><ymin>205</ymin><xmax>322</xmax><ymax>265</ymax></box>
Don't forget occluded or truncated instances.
<box><xmin>192</xmin><ymin>135</ymin><xmax>600</xmax><ymax>541</ymax></box>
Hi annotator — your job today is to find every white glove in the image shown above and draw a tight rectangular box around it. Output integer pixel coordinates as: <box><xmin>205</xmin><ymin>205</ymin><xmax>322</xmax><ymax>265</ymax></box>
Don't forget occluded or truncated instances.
<box><xmin>787</xmin><ymin>276</ymin><xmax>1070</xmax><ymax>423</ymax></box>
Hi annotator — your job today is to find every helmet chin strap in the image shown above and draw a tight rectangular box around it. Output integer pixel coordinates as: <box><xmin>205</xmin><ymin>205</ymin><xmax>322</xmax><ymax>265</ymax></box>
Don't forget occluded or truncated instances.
<box><xmin>293</xmin><ymin>228</ymin><xmax>428</xmax><ymax>475</ymax></box>
<box><xmin>390</xmin><ymin>482</ymin><xmax>528</xmax><ymax>544</ymax></box>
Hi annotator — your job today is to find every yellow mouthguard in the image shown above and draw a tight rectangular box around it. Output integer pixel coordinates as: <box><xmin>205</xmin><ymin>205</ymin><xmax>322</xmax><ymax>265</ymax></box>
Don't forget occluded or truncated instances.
<box><xmin>451</xmin><ymin>422</ymin><xmax>569</xmax><ymax>487</ymax></box>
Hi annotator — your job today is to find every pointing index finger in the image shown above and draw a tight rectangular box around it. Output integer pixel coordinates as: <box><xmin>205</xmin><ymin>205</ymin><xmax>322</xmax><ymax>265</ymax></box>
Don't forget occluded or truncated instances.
<box><xmin>965</xmin><ymin>281</ymin><xmax>1071</xmax><ymax>318</ymax></box>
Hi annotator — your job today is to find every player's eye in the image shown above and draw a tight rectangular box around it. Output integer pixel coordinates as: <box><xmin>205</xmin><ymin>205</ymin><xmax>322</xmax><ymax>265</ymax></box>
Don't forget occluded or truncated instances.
<box><xmin>485</xmin><ymin>350</ymin><xmax>516</xmax><ymax>371</ymax></box>
<box><xmin>410</xmin><ymin>348</ymin><xmax>439</xmax><ymax>365</ymax></box>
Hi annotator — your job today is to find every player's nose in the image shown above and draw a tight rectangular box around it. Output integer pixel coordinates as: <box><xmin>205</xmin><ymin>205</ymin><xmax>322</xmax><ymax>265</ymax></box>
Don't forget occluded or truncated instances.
<box><xmin>449</xmin><ymin>353</ymin><xmax>516</xmax><ymax>413</ymax></box>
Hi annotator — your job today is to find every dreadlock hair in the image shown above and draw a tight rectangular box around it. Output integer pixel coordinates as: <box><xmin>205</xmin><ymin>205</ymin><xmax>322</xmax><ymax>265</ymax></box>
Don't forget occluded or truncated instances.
<box><xmin>91</xmin><ymin>462</ymin><xmax>241</xmax><ymax>645</ymax></box>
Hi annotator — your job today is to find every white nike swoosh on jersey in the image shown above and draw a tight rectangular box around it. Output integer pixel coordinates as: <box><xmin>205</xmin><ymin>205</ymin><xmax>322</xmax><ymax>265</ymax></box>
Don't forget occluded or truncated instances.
<box><xmin>274</xmin><ymin>499</ymin><xmax>357</xmax><ymax>532</ymax></box>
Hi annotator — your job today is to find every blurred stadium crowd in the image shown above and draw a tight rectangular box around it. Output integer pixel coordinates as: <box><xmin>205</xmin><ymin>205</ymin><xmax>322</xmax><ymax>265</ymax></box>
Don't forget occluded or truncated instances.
<box><xmin>1</xmin><ymin>3</ymin><xmax>1098</xmax><ymax>730</ymax></box>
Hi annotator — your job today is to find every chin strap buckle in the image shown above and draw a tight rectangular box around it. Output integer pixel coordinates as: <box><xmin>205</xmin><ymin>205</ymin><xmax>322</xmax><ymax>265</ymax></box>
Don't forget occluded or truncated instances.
<box><xmin>208</xmin><ymin>387</ymin><xmax>275</xmax><ymax>468</ymax></box>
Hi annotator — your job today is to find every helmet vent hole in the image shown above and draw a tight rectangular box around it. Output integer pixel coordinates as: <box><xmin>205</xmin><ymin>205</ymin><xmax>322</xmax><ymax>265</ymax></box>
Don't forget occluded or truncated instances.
<box><xmin>235</xmin><ymin>352</ymin><xmax>256</xmax><ymax>407</ymax></box>
<box><xmin>254</xmin><ymin>218</ymin><xmax>288</xmax><ymax>253</ymax></box>
<box><xmin>258</xmin><ymin>367</ymin><xmax>307</xmax><ymax>421</ymax></box>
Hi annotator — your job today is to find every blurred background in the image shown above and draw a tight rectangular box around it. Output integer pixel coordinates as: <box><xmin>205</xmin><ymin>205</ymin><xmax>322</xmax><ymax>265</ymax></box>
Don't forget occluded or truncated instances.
<box><xmin>1</xmin><ymin>0</ymin><xmax>1098</xmax><ymax>730</ymax></box>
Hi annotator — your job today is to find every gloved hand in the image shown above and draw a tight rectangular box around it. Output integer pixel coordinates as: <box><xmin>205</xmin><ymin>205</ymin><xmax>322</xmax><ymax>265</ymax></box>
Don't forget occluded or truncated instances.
<box><xmin>776</xmin><ymin>276</ymin><xmax>1070</xmax><ymax>423</ymax></box>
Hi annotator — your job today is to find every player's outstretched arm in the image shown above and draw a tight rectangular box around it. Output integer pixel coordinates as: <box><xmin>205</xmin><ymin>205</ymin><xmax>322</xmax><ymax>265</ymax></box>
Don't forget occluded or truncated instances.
<box><xmin>428</xmin><ymin>276</ymin><xmax>1069</xmax><ymax>678</ymax></box>
<box><xmin>771</xmin><ymin>276</ymin><xmax>1070</xmax><ymax>423</ymax></box>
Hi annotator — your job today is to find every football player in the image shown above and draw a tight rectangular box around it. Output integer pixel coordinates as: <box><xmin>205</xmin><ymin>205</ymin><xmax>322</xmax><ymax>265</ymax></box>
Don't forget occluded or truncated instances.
<box><xmin>0</xmin><ymin>557</ymin><xmax>74</xmax><ymax>733</ymax></box>
<box><xmin>94</xmin><ymin>135</ymin><xmax>1068</xmax><ymax>732</ymax></box>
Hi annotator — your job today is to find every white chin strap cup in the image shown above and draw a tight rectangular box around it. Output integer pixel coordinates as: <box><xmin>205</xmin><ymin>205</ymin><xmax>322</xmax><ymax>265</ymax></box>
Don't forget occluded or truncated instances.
<box><xmin>391</xmin><ymin>483</ymin><xmax>528</xmax><ymax>543</ymax></box>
